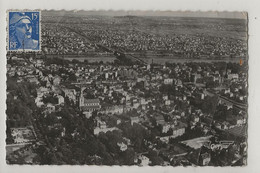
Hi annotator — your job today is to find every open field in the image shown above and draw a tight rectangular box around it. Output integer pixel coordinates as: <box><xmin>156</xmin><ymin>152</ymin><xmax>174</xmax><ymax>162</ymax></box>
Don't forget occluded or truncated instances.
<box><xmin>63</xmin><ymin>56</ymin><xmax>116</xmax><ymax>62</ymax></box>
<box><xmin>140</xmin><ymin>57</ymin><xmax>245</xmax><ymax>64</ymax></box>
<box><xmin>181</xmin><ymin>136</ymin><xmax>212</xmax><ymax>149</ymax></box>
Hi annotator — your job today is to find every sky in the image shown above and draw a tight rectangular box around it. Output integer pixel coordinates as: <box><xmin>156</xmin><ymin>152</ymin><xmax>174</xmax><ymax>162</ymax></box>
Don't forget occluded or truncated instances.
<box><xmin>43</xmin><ymin>10</ymin><xmax>247</xmax><ymax>19</ymax></box>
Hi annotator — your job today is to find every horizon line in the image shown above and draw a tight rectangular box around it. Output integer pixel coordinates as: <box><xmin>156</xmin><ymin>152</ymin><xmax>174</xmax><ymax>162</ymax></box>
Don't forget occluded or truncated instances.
<box><xmin>42</xmin><ymin>10</ymin><xmax>247</xmax><ymax>20</ymax></box>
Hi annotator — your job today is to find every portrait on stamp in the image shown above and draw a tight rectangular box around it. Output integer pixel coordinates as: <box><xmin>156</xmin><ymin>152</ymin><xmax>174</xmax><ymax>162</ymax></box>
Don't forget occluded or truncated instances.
<box><xmin>8</xmin><ymin>11</ymin><xmax>40</xmax><ymax>51</ymax></box>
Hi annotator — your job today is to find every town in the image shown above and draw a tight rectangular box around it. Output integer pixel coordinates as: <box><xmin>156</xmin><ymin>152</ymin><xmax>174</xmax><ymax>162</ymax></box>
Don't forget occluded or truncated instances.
<box><xmin>6</xmin><ymin>11</ymin><xmax>248</xmax><ymax>166</ymax></box>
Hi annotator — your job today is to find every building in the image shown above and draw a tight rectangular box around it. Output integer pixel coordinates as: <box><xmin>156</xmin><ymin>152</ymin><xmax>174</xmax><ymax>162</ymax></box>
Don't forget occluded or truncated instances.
<box><xmin>165</xmin><ymin>100</ymin><xmax>171</xmax><ymax>106</ymax></box>
<box><xmin>227</xmin><ymin>74</ymin><xmax>239</xmax><ymax>80</ymax></box>
<box><xmin>101</xmin><ymin>105</ymin><xmax>124</xmax><ymax>115</ymax></box>
<box><xmin>105</xmin><ymin>73</ymin><xmax>109</xmax><ymax>79</ymax></box>
<box><xmin>93</xmin><ymin>127</ymin><xmax>119</xmax><ymax>136</ymax></box>
<box><xmin>27</xmin><ymin>76</ymin><xmax>39</xmax><ymax>84</ymax></box>
<box><xmin>98</xmin><ymin>121</ymin><xmax>107</xmax><ymax>129</ymax></box>
<box><xmin>10</xmin><ymin>127</ymin><xmax>36</xmax><ymax>144</ymax></box>
<box><xmin>192</xmin><ymin>115</ymin><xmax>200</xmax><ymax>123</ymax></box>
<box><xmin>57</xmin><ymin>95</ymin><xmax>64</xmax><ymax>105</ymax></box>
<box><xmin>53</xmin><ymin>75</ymin><xmax>61</xmax><ymax>86</ymax></box>
<box><xmin>79</xmin><ymin>95</ymin><xmax>101</xmax><ymax>112</ymax></box>
<box><xmin>155</xmin><ymin>114</ymin><xmax>165</xmax><ymax>126</ymax></box>
<box><xmin>45</xmin><ymin>103</ymin><xmax>56</xmax><ymax>114</ymax></box>
<box><xmin>172</xmin><ymin>121</ymin><xmax>187</xmax><ymax>138</ymax></box>
<box><xmin>63</xmin><ymin>88</ymin><xmax>77</xmax><ymax>103</ymax></box>
<box><xmin>35</xmin><ymin>96</ymin><xmax>44</xmax><ymax>107</ymax></box>
<box><xmin>164</xmin><ymin>78</ymin><xmax>174</xmax><ymax>85</ymax></box>
<box><xmin>137</xmin><ymin>155</ymin><xmax>150</xmax><ymax>166</ymax></box>
<box><xmin>161</xmin><ymin>122</ymin><xmax>175</xmax><ymax>133</ymax></box>
<box><xmin>191</xmin><ymin>73</ymin><xmax>202</xmax><ymax>83</ymax></box>
<box><xmin>162</xmin><ymin>95</ymin><xmax>168</xmax><ymax>101</ymax></box>
<box><xmin>199</xmin><ymin>152</ymin><xmax>211</xmax><ymax>166</ymax></box>
<box><xmin>84</xmin><ymin>111</ymin><xmax>92</xmax><ymax>119</ymax></box>
<box><xmin>130</xmin><ymin>116</ymin><xmax>140</xmax><ymax>126</ymax></box>
<box><xmin>117</xmin><ymin>142</ymin><xmax>127</xmax><ymax>151</ymax></box>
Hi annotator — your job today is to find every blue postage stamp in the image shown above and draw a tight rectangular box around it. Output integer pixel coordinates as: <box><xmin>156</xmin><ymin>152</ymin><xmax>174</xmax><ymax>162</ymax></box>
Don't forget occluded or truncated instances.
<box><xmin>8</xmin><ymin>11</ymin><xmax>41</xmax><ymax>51</ymax></box>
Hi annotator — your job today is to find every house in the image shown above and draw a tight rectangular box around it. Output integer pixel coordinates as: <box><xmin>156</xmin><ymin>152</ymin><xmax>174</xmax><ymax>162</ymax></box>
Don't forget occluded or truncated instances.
<box><xmin>46</xmin><ymin>80</ymin><xmax>52</xmax><ymax>87</ymax></box>
<box><xmin>164</xmin><ymin>78</ymin><xmax>174</xmax><ymax>85</ymax></box>
<box><xmin>93</xmin><ymin>119</ymin><xmax>120</xmax><ymax>135</ymax></box>
<box><xmin>228</xmin><ymin>74</ymin><xmax>239</xmax><ymax>81</ymax></box>
<box><xmin>161</xmin><ymin>122</ymin><xmax>175</xmax><ymax>133</ymax></box>
<box><xmin>117</xmin><ymin>119</ymin><xmax>121</xmax><ymax>125</ymax></box>
<box><xmin>27</xmin><ymin>76</ymin><xmax>39</xmax><ymax>84</ymax></box>
<box><xmin>172</xmin><ymin>121</ymin><xmax>187</xmax><ymax>138</ymax></box>
<box><xmin>176</xmin><ymin>79</ymin><xmax>183</xmax><ymax>86</ymax></box>
<box><xmin>117</xmin><ymin>142</ymin><xmax>127</xmax><ymax>151</ymax></box>
<box><xmin>224</xmin><ymin>88</ymin><xmax>230</xmax><ymax>94</ymax></box>
<box><xmin>123</xmin><ymin>137</ymin><xmax>131</xmax><ymax>145</ymax></box>
<box><xmin>140</xmin><ymin>98</ymin><xmax>146</xmax><ymax>105</ymax></box>
<box><xmin>192</xmin><ymin>115</ymin><xmax>200</xmax><ymax>123</ymax></box>
<box><xmin>227</xmin><ymin>115</ymin><xmax>246</xmax><ymax>126</ymax></box>
<box><xmin>35</xmin><ymin>97</ymin><xmax>44</xmax><ymax>107</ymax></box>
<box><xmin>10</xmin><ymin>127</ymin><xmax>36</xmax><ymax>144</ymax></box>
<box><xmin>137</xmin><ymin>77</ymin><xmax>145</xmax><ymax>82</ymax></box>
<box><xmin>191</xmin><ymin>73</ymin><xmax>202</xmax><ymax>83</ymax></box>
<box><xmin>130</xmin><ymin>116</ymin><xmax>140</xmax><ymax>126</ymax></box>
<box><xmin>37</xmin><ymin>87</ymin><xmax>49</xmax><ymax>97</ymax></box>
<box><xmin>199</xmin><ymin>152</ymin><xmax>211</xmax><ymax>166</ymax></box>
<box><xmin>98</xmin><ymin>121</ymin><xmax>107</xmax><ymax>129</ymax></box>
<box><xmin>137</xmin><ymin>155</ymin><xmax>151</xmax><ymax>166</ymax></box>
<box><xmin>223</xmin><ymin>121</ymin><xmax>231</xmax><ymax>130</ymax></box>
<box><xmin>63</xmin><ymin>88</ymin><xmax>76</xmax><ymax>103</ymax></box>
<box><xmin>161</xmin><ymin>123</ymin><xmax>171</xmax><ymax>133</ymax></box>
<box><xmin>105</xmin><ymin>73</ymin><xmax>109</xmax><ymax>79</ymax></box>
<box><xmin>165</xmin><ymin>100</ymin><xmax>171</xmax><ymax>106</ymax></box>
<box><xmin>35</xmin><ymin>59</ymin><xmax>43</xmax><ymax>67</ymax></box>
<box><xmin>93</xmin><ymin>127</ymin><xmax>119</xmax><ymax>135</ymax></box>
<box><xmin>132</xmin><ymin>102</ymin><xmax>140</xmax><ymax>109</ymax></box>
<box><xmin>162</xmin><ymin>95</ymin><xmax>168</xmax><ymax>101</ymax></box>
<box><xmin>57</xmin><ymin>95</ymin><xmax>64</xmax><ymax>105</ymax></box>
<box><xmin>84</xmin><ymin>111</ymin><xmax>92</xmax><ymax>119</ymax></box>
<box><xmin>147</xmin><ymin>64</ymin><xmax>151</xmax><ymax>70</ymax></box>
<box><xmin>159</xmin><ymin>136</ymin><xmax>170</xmax><ymax>143</ymax></box>
<box><xmin>61</xmin><ymin>127</ymin><xmax>66</xmax><ymax>137</ymax></box>
<box><xmin>236</xmin><ymin>116</ymin><xmax>246</xmax><ymax>126</ymax></box>
<box><xmin>101</xmin><ymin>105</ymin><xmax>124</xmax><ymax>115</ymax></box>
<box><xmin>155</xmin><ymin>114</ymin><xmax>165</xmax><ymax>126</ymax></box>
<box><xmin>45</xmin><ymin>103</ymin><xmax>56</xmax><ymax>114</ymax></box>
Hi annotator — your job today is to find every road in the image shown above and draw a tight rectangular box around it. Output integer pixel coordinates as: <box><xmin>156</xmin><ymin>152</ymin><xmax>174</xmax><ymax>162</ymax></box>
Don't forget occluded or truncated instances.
<box><xmin>207</xmin><ymin>89</ymin><xmax>247</xmax><ymax>111</ymax></box>
<box><xmin>183</xmin><ymin>82</ymin><xmax>247</xmax><ymax>111</ymax></box>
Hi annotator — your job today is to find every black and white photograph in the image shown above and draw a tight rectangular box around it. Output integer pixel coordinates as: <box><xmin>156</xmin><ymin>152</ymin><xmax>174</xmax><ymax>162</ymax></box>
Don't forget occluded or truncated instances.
<box><xmin>4</xmin><ymin>9</ymin><xmax>250</xmax><ymax>166</ymax></box>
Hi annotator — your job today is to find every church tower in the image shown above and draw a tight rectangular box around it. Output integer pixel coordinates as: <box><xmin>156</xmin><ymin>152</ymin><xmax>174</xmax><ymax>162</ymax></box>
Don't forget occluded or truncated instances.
<box><xmin>79</xmin><ymin>86</ymin><xmax>86</xmax><ymax>108</ymax></box>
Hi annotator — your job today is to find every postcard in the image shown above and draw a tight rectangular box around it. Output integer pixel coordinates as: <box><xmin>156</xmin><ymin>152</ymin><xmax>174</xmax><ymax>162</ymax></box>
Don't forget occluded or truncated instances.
<box><xmin>5</xmin><ymin>9</ymin><xmax>249</xmax><ymax>167</ymax></box>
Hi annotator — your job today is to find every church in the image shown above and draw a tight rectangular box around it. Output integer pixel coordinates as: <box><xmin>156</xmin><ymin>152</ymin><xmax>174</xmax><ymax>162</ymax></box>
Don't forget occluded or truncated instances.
<box><xmin>79</xmin><ymin>88</ymin><xmax>101</xmax><ymax>112</ymax></box>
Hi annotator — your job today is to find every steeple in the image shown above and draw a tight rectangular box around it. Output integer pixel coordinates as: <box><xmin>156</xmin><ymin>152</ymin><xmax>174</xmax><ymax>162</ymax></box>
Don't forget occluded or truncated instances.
<box><xmin>79</xmin><ymin>86</ymin><xmax>86</xmax><ymax>107</ymax></box>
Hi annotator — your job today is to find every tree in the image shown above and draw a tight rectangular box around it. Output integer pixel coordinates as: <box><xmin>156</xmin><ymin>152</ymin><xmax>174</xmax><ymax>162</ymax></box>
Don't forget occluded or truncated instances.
<box><xmin>102</xmin><ymin>152</ymin><xmax>114</xmax><ymax>165</ymax></box>
<box><xmin>201</xmin><ymin>96</ymin><xmax>218</xmax><ymax>114</ymax></box>
<box><xmin>150</xmin><ymin>155</ymin><xmax>164</xmax><ymax>165</ymax></box>
<box><xmin>122</xmin><ymin>148</ymin><xmax>135</xmax><ymax>165</ymax></box>
<box><xmin>72</xmin><ymin>59</ymin><xmax>80</xmax><ymax>64</ymax></box>
<box><xmin>84</xmin><ymin>60</ymin><xmax>89</xmax><ymax>64</ymax></box>
<box><xmin>68</xmin><ymin>73</ymin><xmax>77</xmax><ymax>82</ymax></box>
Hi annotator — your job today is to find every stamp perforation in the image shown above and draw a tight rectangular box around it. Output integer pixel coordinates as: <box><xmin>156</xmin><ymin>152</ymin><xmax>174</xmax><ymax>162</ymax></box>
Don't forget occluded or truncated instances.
<box><xmin>7</xmin><ymin>10</ymin><xmax>41</xmax><ymax>52</ymax></box>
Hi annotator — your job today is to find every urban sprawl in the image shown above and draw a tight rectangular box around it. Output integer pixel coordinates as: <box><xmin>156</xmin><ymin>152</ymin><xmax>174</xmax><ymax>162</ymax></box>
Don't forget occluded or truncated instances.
<box><xmin>6</xmin><ymin>12</ymin><xmax>248</xmax><ymax>166</ymax></box>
